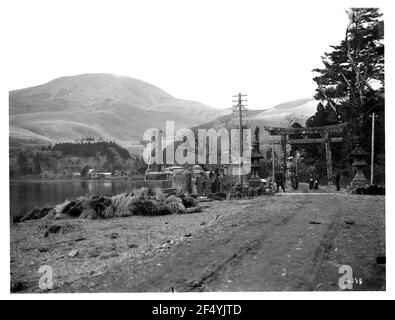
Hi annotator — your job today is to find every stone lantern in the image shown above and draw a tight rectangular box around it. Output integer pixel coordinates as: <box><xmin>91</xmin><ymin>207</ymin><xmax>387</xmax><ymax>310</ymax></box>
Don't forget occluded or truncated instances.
<box><xmin>348</xmin><ymin>144</ymin><xmax>369</xmax><ymax>192</ymax></box>
<box><xmin>249</xmin><ymin>127</ymin><xmax>264</xmax><ymax>187</ymax></box>
<box><xmin>251</xmin><ymin>144</ymin><xmax>263</xmax><ymax>179</ymax></box>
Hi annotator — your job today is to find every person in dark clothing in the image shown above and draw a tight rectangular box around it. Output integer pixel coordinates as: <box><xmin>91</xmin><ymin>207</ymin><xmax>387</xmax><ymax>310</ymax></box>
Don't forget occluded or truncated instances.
<box><xmin>314</xmin><ymin>174</ymin><xmax>319</xmax><ymax>189</ymax></box>
<box><xmin>275</xmin><ymin>171</ymin><xmax>285</xmax><ymax>192</ymax></box>
<box><xmin>309</xmin><ymin>173</ymin><xmax>314</xmax><ymax>190</ymax></box>
<box><xmin>290</xmin><ymin>168</ymin><xmax>298</xmax><ymax>190</ymax></box>
<box><xmin>335</xmin><ymin>170</ymin><xmax>341</xmax><ymax>191</ymax></box>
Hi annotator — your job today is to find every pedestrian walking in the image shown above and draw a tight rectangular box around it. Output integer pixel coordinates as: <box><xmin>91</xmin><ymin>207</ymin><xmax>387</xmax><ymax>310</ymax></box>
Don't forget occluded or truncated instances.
<box><xmin>275</xmin><ymin>171</ymin><xmax>285</xmax><ymax>193</ymax></box>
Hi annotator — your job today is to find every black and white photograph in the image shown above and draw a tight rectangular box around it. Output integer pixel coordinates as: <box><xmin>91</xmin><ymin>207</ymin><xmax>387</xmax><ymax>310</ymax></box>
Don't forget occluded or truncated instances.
<box><xmin>1</xmin><ymin>0</ymin><xmax>393</xmax><ymax>303</ymax></box>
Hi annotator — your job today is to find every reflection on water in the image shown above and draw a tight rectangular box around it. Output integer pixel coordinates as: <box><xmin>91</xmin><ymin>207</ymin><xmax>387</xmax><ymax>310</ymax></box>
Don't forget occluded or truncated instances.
<box><xmin>10</xmin><ymin>180</ymin><xmax>137</xmax><ymax>218</ymax></box>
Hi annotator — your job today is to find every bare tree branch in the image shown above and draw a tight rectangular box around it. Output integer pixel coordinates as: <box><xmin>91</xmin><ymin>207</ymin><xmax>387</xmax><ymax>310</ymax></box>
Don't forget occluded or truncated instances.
<box><xmin>317</xmin><ymin>84</ymin><xmax>337</xmax><ymax>111</ymax></box>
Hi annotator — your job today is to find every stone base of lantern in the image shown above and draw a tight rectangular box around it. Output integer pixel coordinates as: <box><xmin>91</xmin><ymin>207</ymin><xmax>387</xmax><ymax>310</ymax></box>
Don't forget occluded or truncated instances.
<box><xmin>348</xmin><ymin>141</ymin><xmax>370</xmax><ymax>194</ymax></box>
<box><xmin>348</xmin><ymin>171</ymin><xmax>369</xmax><ymax>193</ymax></box>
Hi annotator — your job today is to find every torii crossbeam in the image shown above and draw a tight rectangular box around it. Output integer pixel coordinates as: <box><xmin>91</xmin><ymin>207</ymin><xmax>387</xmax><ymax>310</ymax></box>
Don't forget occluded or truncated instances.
<box><xmin>264</xmin><ymin>123</ymin><xmax>347</xmax><ymax>184</ymax></box>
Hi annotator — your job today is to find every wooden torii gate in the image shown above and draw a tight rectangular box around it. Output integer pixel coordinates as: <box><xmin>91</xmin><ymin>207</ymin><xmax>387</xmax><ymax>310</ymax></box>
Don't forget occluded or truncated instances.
<box><xmin>264</xmin><ymin>123</ymin><xmax>347</xmax><ymax>184</ymax></box>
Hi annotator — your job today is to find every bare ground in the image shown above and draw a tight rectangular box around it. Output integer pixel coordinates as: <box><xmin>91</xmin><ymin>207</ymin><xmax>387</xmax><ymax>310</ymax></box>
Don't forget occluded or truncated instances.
<box><xmin>10</xmin><ymin>185</ymin><xmax>385</xmax><ymax>292</ymax></box>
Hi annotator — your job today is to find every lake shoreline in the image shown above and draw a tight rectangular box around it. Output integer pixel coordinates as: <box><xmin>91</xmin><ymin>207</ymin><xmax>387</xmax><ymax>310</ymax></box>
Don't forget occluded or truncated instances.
<box><xmin>10</xmin><ymin>179</ymin><xmax>150</xmax><ymax>219</ymax></box>
<box><xmin>10</xmin><ymin>176</ymin><xmax>142</xmax><ymax>183</ymax></box>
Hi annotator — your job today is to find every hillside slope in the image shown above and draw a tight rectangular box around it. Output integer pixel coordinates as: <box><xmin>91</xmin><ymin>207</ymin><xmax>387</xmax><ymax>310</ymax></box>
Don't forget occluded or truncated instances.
<box><xmin>9</xmin><ymin>73</ymin><xmax>229</xmax><ymax>151</ymax></box>
<box><xmin>194</xmin><ymin>98</ymin><xmax>318</xmax><ymax>142</ymax></box>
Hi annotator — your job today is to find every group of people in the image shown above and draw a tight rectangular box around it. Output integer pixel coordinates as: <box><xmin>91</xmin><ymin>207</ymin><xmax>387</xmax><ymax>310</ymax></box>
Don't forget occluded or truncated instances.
<box><xmin>310</xmin><ymin>170</ymin><xmax>342</xmax><ymax>191</ymax></box>
<box><xmin>194</xmin><ymin>169</ymin><xmax>234</xmax><ymax>196</ymax></box>
<box><xmin>274</xmin><ymin>170</ymin><xmax>335</xmax><ymax>192</ymax></box>
<box><xmin>274</xmin><ymin>170</ymin><xmax>299</xmax><ymax>193</ymax></box>
<box><xmin>194</xmin><ymin>167</ymin><xmax>343</xmax><ymax>196</ymax></box>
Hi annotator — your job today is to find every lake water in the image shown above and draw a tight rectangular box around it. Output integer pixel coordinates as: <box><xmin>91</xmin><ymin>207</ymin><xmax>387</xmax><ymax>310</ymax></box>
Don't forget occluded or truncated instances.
<box><xmin>10</xmin><ymin>180</ymin><xmax>141</xmax><ymax>218</ymax></box>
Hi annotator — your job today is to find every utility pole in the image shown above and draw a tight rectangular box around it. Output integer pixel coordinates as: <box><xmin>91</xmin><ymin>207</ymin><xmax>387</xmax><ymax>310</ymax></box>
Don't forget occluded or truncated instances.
<box><xmin>232</xmin><ymin>93</ymin><xmax>248</xmax><ymax>186</ymax></box>
<box><xmin>369</xmin><ymin>113</ymin><xmax>378</xmax><ymax>185</ymax></box>
<box><xmin>238</xmin><ymin>93</ymin><xmax>243</xmax><ymax>186</ymax></box>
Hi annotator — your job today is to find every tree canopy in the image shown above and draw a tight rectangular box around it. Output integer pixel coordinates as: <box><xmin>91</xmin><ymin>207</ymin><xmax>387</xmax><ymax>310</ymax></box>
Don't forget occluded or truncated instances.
<box><xmin>303</xmin><ymin>8</ymin><xmax>384</xmax><ymax>183</ymax></box>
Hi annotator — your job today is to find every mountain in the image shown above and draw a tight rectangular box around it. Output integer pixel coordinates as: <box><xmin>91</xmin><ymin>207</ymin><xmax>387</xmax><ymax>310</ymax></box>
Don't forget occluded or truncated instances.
<box><xmin>253</xmin><ymin>98</ymin><xmax>318</xmax><ymax>125</ymax></box>
<box><xmin>9</xmin><ymin>73</ymin><xmax>229</xmax><ymax>153</ymax></box>
<box><xmin>9</xmin><ymin>73</ymin><xmax>318</xmax><ymax>155</ymax></box>
<box><xmin>193</xmin><ymin>98</ymin><xmax>318</xmax><ymax>142</ymax></box>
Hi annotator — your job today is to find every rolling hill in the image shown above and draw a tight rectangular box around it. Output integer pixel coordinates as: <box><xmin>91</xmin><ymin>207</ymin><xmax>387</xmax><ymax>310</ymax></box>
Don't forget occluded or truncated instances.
<box><xmin>193</xmin><ymin>98</ymin><xmax>319</xmax><ymax>143</ymax></box>
<box><xmin>9</xmin><ymin>73</ymin><xmax>229</xmax><ymax>152</ymax></box>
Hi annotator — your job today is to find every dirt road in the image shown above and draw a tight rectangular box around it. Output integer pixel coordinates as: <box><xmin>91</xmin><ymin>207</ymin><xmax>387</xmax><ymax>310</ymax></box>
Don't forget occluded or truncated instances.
<box><xmin>58</xmin><ymin>189</ymin><xmax>385</xmax><ymax>292</ymax></box>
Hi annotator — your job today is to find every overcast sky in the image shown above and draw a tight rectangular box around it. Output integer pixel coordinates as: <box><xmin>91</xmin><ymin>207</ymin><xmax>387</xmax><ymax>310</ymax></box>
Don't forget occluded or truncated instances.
<box><xmin>3</xmin><ymin>0</ymin><xmax>383</xmax><ymax>109</ymax></box>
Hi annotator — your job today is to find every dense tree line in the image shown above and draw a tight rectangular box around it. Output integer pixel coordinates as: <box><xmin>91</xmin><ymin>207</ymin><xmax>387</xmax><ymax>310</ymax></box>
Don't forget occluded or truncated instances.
<box><xmin>9</xmin><ymin>140</ymin><xmax>149</xmax><ymax>178</ymax></box>
<box><xmin>49</xmin><ymin>141</ymin><xmax>131</xmax><ymax>160</ymax></box>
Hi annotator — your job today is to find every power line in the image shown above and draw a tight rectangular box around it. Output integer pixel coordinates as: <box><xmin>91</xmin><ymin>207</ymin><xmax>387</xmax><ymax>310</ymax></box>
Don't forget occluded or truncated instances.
<box><xmin>230</xmin><ymin>93</ymin><xmax>248</xmax><ymax>185</ymax></box>
<box><xmin>230</xmin><ymin>94</ymin><xmax>249</xmax><ymax>128</ymax></box>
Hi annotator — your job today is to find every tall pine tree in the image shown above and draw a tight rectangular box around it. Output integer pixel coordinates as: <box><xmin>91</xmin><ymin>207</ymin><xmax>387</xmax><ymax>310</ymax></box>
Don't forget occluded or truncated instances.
<box><xmin>306</xmin><ymin>8</ymin><xmax>384</xmax><ymax>183</ymax></box>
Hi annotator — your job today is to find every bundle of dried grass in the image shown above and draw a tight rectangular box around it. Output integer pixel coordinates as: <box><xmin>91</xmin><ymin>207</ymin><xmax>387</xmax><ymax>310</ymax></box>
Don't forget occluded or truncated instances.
<box><xmin>180</xmin><ymin>195</ymin><xmax>198</xmax><ymax>208</ymax></box>
<box><xmin>165</xmin><ymin>201</ymin><xmax>186</xmax><ymax>214</ymax></box>
<box><xmin>79</xmin><ymin>196</ymin><xmax>112</xmax><ymax>219</ymax></box>
<box><xmin>21</xmin><ymin>205</ymin><xmax>53</xmax><ymax>222</ymax></box>
<box><xmin>103</xmin><ymin>193</ymin><xmax>138</xmax><ymax>218</ymax></box>
<box><xmin>30</xmin><ymin>187</ymin><xmax>203</xmax><ymax>222</ymax></box>
<box><xmin>134</xmin><ymin>187</ymin><xmax>149</xmax><ymax>200</ymax></box>
<box><xmin>43</xmin><ymin>200</ymin><xmax>72</xmax><ymax>220</ymax></box>
<box><xmin>154</xmin><ymin>188</ymin><xmax>166</xmax><ymax>202</ymax></box>
<box><xmin>164</xmin><ymin>195</ymin><xmax>183</xmax><ymax>205</ymax></box>
<box><xmin>132</xmin><ymin>199</ymin><xmax>161</xmax><ymax>216</ymax></box>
